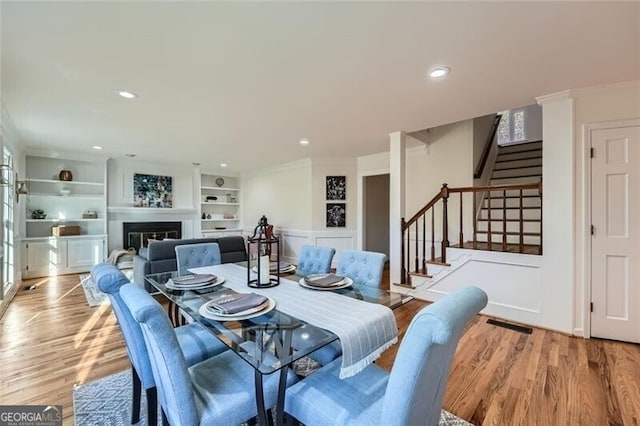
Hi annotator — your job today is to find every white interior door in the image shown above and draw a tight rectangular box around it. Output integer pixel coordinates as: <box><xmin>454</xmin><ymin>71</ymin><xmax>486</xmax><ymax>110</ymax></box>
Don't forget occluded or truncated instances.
<box><xmin>591</xmin><ymin>125</ymin><xmax>640</xmax><ymax>343</ymax></box>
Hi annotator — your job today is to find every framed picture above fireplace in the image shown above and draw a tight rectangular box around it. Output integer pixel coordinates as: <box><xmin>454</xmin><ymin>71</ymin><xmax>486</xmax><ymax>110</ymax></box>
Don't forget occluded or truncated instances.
<box><xmin>133</xmin><ymin>173</ymin><xmax>173</xmax><ymax>208</ymax></box>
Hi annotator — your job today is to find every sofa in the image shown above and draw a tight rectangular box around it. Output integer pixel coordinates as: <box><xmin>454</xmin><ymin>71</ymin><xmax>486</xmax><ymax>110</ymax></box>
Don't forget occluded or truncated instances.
<box><xmin>133</xmin><ymin>236</ymin><xmax>247</xmax><ymax>291</ymax></box>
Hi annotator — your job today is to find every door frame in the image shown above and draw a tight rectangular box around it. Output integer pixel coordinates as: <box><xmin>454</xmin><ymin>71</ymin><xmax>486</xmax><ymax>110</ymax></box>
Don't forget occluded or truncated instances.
<box><xmin>579</xmin><ymin>118</ymin><xmax>640</xmax><ymax>338</ymax></box>
<box><xmin>357</xmin><ymin>166</ymin><xmax>390</xmax><ymax>251</ymax></box>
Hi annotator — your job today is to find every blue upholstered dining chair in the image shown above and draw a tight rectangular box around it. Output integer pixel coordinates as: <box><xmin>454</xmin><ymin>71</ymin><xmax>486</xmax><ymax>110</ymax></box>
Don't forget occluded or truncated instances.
<box><xmin>296</xmin><ymin>245</ymin><xmax>336</xmax><ymax>276</ymax></box>
<box><xmin>175</xmin><ymin>242</ymin><xmax>222</xmax><ymax>276</ymax></box>
<box><xmin>336</xmin><ymin>249</ymin><xmax>386</xmax><ymax>288</ymax></box>
<box><xmin>119</xmin><ymin>283</ymin><xmax>298</xmax><ymax>426</ymax></box>
<box><xmin>285</xmin><ymin>286</ymin><xmax>488</xmax><ymax>426</ymax></box>
<box><xmin>91</xmin><ymin>263</ymin><xmax>227</xmax><ymax>425</ymax></box>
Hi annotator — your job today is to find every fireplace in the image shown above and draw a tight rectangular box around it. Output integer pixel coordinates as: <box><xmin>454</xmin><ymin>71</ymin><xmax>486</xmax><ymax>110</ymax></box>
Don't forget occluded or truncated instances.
<box><xmin>123</xmin><ymin>222</ymin><xmax>182</xmax><ymax>253</ymax></box>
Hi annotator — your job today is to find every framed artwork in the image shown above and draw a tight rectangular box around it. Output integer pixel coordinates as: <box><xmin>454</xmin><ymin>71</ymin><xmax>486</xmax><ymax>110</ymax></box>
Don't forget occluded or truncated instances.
<box><xmin>326</xmin><ymin>203</ymin><xmax>346</xmax><ymax>227</ymax></box>
<box><xmin>326</xmin><ymin>176</ymin><xmax>346</xmax><ymax>200</ymax></box>
<box><xmin>133</xmin><ymin>173</ymin><xmax>173</xmax><ymax>208</ymax></box>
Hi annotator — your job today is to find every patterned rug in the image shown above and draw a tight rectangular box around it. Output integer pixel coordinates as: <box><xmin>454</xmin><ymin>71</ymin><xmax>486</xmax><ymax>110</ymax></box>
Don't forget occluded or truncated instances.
<box><xmin>73</xmin><ymin>370</ymin><xmax>473</xmax><ymax>425</ymax></box>
<box><xmin>79</xmin><ymin>269</ymin><xmax>134</xmax><ymax>307</ymax></box>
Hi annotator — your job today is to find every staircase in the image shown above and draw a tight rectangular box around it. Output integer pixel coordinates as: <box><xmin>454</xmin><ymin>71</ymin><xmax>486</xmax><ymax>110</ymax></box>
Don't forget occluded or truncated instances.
<box><xmin>474</xmin><ymin>141</ymin><xmax>542</xmax><ymax>253</ymax></box>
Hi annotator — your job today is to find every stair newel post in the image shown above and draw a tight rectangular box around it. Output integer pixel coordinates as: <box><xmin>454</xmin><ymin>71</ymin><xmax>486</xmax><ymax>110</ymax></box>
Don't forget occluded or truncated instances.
<box><xmin>538</xmin><ymin>178</ymin><xmax>543</xmax><ymax>255</ymax></box>
<box><xmin>421</xmin><ymin>213</ymin><xmax>427</xmax><ymax>274</ymax></box>
<box><xmin>519</xmin><ymin>188</ymin><xmax>524</xmax><ymax>253</ymax></box>
<box><xmin>441</xmin><ymin>183</ymin><xmax>449</xmax><ymax>264</ymax></box>
<box><xmin>401</xmin><ymin>217</ymin><xmax>406</xmax><ymax>284</ymax></box>
<box><xmin>472</xmin><ymin>191</ymin><xmax>477</xmax><ymax>249</ymax></box>
<box><xmin>459</xmin><ymin>192</ymin><xmax>464</xmax><ymax>247</ymax></box>
<box><xmin>431</xmin><ymin>207</ymin><xmax>435</xmax><ymax>261</ymax></box>
<box><xmin>406</xmin><ymin>219</ymin><xmax>411</xmax><ymax>281</ymax></box>
<box><xmin>502</xmin><ymin>190</ymin><xmax>507</xmax><ymax>251</ymax></box>
<box><xmin>487</xmin><ymin>189</ymin><xmax>492</xmax><ymax>251</ymax></box>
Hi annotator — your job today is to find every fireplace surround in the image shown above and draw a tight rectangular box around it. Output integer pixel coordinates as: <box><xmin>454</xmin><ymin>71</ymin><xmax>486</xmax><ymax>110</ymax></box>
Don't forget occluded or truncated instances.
<box><xmin>123</xmin><ymin>221</ymin><xmax>181</xmax><ymax>253</ymax></box>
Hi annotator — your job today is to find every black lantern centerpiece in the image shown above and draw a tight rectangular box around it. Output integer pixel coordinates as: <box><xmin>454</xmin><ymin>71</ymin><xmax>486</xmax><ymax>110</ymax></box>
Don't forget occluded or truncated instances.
<box><xmin>247</xmin><ymin>215</ymin><xmax>280</xmax><ymax>288</ymax></box>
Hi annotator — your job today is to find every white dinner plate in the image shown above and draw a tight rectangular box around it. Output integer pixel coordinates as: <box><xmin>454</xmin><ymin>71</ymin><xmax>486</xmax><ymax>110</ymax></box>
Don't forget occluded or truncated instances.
<box><xmin>251</xmin><ymin>265</ymin><xmax>296</xmax><ymax>274</ymax></box>
<box><xmin>198</xmin><ymin>296</ymin><xmax>276</xmax><ymax>321</ymax></box>
<box><xmin>167</xmin><ymin>277</ymin><xmax>226</xmax><ymax>291</ymax></box>
<box><xmin>298</xmin><ymin>276</ymin><xmax>353</xmax><ymax>291</ymax></box>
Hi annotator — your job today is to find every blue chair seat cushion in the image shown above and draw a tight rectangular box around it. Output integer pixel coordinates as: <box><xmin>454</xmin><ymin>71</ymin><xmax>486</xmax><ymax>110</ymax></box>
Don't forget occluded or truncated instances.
<box><xmin>176</xmin><ymin>323</ymin><xmax>228</xmax><ymax>366</ymax></box>
<box><xmin>285</xmin><ymin>358</ymin><xmax>388</xmax><ymax>426</ymax></box>
<box><xmin>192</xmin><ymin>350</ymin><xmax>298</xmax><ymax>426</ymax></box>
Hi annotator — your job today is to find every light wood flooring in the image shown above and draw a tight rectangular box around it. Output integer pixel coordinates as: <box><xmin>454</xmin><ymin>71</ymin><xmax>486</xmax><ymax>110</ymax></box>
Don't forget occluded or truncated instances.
<box><xmin>1</xmin><ymin>273</ymin><xmax>639</xmax><ymax>425</ymax></box>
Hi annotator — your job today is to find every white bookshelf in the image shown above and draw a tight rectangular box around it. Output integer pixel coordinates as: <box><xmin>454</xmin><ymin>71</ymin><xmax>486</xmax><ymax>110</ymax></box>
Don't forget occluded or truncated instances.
<box><xmin>198</xmin><ymin>173</ymin><xmax>242</xmax><ymax>237</ymax></box>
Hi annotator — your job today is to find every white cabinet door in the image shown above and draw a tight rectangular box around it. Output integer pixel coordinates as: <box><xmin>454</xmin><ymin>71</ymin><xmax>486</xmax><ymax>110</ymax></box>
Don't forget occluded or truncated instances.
<box><xmin>67</xmin><ymin>238</ymin><xmax>105</xmax><ymax>269</ymax></box>
<box><xmin>25</xmin><ymin>240</ymin><xmax>68</xmax><ymax>277</ymax></box>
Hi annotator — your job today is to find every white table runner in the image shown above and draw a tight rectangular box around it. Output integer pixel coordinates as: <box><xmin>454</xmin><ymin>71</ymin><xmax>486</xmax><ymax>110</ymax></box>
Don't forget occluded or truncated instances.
<box><xmin>190</xmin><ymin>263</ymin><xmax>398</xmax><ymax>379</ymax></box>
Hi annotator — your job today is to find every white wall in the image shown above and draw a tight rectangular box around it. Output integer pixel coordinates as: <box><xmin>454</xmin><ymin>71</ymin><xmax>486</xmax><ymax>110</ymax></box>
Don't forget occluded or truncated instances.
<box><xmin>241</xmin><ymin>159</ymin><xmax>312</xmax><ymax>231</ymax></box>
<box><xmin>405</xmin><ymin>121</ymin><xmax>475</xmax><ymax>247</ymax></box>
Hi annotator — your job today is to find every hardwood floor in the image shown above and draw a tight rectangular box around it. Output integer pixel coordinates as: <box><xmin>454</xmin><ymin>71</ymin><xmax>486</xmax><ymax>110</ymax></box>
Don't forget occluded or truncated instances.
<box><xmin>1</xmin><ymin>273</ymin><xmax>639</xmax><ymax>425</ymax></box>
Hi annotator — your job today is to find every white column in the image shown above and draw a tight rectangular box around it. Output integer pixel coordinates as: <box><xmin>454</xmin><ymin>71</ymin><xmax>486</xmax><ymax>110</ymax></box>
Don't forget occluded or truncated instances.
<box><xmin>389</xmin><ymin>131</ymin><xmax>406</xmax><ymax>284</ymax></box>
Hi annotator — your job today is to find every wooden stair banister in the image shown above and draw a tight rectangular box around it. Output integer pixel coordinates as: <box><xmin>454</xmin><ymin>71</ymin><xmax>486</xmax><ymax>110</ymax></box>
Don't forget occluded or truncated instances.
<box><xmin>473</xmin><ymin>114</ymin><xmax>503</xmax><ymax>179</ymax></box>
<box><xmin>400</xmin><ymin>181</ymin><xmax>543</xmax><ymax>285</ymax></box>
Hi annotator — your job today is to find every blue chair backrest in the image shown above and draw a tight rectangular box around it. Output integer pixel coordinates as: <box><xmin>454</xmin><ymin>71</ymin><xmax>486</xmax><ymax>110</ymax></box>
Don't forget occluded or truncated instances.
<box><xmin>297</xmin><ymin>245</ymin><xmax>336</xmax><ymax>276</ymax></box>
<box><xmin>91</xmin><ymin>263</ymin><xmax>155</xmax><ymax>389</ymax></box>
<box><xmin>120</xmin><ymin>283</ymin><xmax>199</xmax><ymax>426</ymax></box>
<box><xmin>336</xmin><ymin>250</ymin><xmax>386</xmax><ymax>287</ymax></box>
<box><xmin>380</xmin><ymin>286</ymin><xmax>488</xmax><ymax>426</ymax></box>
<box><xmin>175</xmin><ymin>242</ymin><xmax>221</xmax><ymax>276</ymax></box>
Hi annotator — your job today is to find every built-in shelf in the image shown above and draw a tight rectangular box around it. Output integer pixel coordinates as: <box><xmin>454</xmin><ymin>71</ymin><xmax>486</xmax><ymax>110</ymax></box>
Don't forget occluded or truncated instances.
<box><xmin>26</xmin><ymin>218</ymin><xmax>103</xmax><ymax>223</ymax></box>
<box><xmin>201</xmin><ymin>218</ymin><xmax>239</xmax><ymax>222</ymax></box>
<box><xmin>108</xmin><ymin>207</ymin><xmax>199</xmax><ymax>214</ymax></box>
<box><xmin>200</xmin><ymin>202</ymin><xmax>240</xmax><ymax>206</ymax></box>
<box><xmin>201</xmin><ymin>186</ymin><xmax>240</xmax><ymax>191</ymax></box>
<box><xmin>22</xmin><ymin>234</ymin><xmax>108</xmax><ymax>241</ymax></box>
<box><xmin>28</xmin><ymin>178</ymin><xmax>104</xmax><ymax>186</ymax></box>
<box><xmin>29</xmin><ymin>193</ymin><xmax>104</xmax><ymax>199</ymax></box>
<box><xmin>202</xmin><ymin>229</ymin><xmax>243</xmax><ymax>233</ymax></box>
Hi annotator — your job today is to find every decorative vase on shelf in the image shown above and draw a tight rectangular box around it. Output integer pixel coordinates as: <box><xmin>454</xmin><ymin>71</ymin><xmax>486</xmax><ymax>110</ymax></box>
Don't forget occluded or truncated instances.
<box><xmin>59</xmin><ymin>170</ymin><xmax>73</xmax><ymax>181</ymax></box>
<box><xmin>201</xmin><ymin>212</ymin><xmax>206</xmax><ymax>220</ymax></box>
<box><xmin>206</xmin><ymin>213</ymin><xmax>212</xmax><ymax>219</ymax></box>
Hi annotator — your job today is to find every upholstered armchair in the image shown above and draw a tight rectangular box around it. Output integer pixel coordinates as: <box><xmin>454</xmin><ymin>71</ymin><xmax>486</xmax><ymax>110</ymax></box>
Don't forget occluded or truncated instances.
<box><xmin>296</xmin><ymin>245</ymin><xmax>336</xmax><ymax>276</ymax></box>
<box><xmin>285</xmin><ymin>286</ymin><xmax>488</xmax><ymax>426</ymax></box>
<box><xmin>120</xmin><ymin>283</ymin><xmax>298</xmax><ymax>425</ymax></box>
<box><xmin>336</xmin><ymin>249</ymin><xmax>386</xmax><ymax>288</ymax></box>
<box><xmin>91</xmin><ymin>263</ymin><xmax>227</xmax><ymax>425</ymax></box>
<box><xmin>175</xmin><ymin>242</ymin><xmax>222</xmax><ymax>275</ymax></box>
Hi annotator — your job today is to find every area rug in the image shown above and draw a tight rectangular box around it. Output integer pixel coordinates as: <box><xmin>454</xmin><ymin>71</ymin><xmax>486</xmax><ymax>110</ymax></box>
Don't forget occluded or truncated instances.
<box><xmin>79</xmin><ymin>269</ymin><xmax>134</xmax><ymax>307</ymax></box>
<box><xmin>73</xmin><ymin>370</ymin><xmax>473</xmax><ymax>425</ymax></box>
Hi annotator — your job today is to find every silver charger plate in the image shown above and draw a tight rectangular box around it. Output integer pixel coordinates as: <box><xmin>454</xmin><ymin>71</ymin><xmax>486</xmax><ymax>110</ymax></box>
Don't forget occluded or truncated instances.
<box><xmin>166</xmin><ymin>277</ymin><xmax>226</xmax><ymax>291</ymax></box>
<box><xmin>298</xmin><ymin>276</ymin><xmax>353</xmax><ymax>291</ymax></box>
<box><xmin>198</xmin><ymin>296</ymin><xmax>276</xmax><ymax>321</ymax></box>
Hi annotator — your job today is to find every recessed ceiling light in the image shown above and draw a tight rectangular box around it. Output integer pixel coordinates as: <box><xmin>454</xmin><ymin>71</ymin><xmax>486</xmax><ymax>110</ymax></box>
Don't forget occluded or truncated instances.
<box><xmin>125</xmin><ymin>154</ymin><xmax>136</xmax><ymax>158</ymax></box>
<box><xmin>429</xmin><ymin>67</ymin><xmax>450</xmax><ymax>78</ymax></box>
<box><xmin>117</xmin><ymin>90</ymin><xmax>138</xmax><ymax>99</ymax></box>
<box><xmin>92</xmin><ymin>145</ymin><xmax>103</xmax><ymax>150</ymax></box>
<box><xmin>299</xmin><ymin>139</ymin><xmax>310</xmax><ymax>146</ymax></box>
<box><xmin>220</xmin><ymin>163</ymin><xmax>228</xmax><ymax>168</ymax></box>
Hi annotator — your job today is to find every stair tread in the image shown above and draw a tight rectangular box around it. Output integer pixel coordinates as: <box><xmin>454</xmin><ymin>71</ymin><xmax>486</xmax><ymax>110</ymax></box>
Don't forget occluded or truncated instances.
<box><xmin>481</xmin><ymin>206</ymin><xmax>540</xmax><ymax>210</ymax></box>
<box><xmin>487</xmin><ymin>195</ymin><xmax>540</xmax><ymax>199</ymax></box>
<box><xmin>495</xmin><ymin>155</ymin><xmax>542</xmax><ymax>163</ymax></box>
<box><xmin>497</xmin><ymin>147</ymin><xmax>542</xmax><ymax>156</ymax></box>
<box><xmin>493</xmin><ymin>165</ymin><xmax>542</xmax><ymax>172</ymax></box>
<box><xmin>453</xmin><ymin>242</ymin><xmax>542</xmax><ymax>255</ymax></box>
<box><xmin>491</xmin><ymin>174</ymin><xmax>542</xmax><ymax>180</ymax></box>
<box><xmin>477</xmin><ymin>218</ymin><xmax>541</xmax><ymax>222</ymax></box>
<box><xmin>476</xmin><ymin>231</ymin><xmax>541</xmax><ymax>236</ymax></box>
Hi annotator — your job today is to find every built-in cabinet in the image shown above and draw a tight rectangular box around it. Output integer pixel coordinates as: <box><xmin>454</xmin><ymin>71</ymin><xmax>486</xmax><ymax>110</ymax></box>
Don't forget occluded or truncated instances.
<box><xmin>198</xmin><ymin>173</ymin><xmax>242</xmax><ymax>237</ymax></box>
<box><xmin>21</xmin><ymin>153</ymin><xmax>108</xmax><ymax>278</ymax></box>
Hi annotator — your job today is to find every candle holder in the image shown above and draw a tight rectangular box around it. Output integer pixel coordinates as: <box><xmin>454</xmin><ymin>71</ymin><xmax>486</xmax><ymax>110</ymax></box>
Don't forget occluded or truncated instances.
<box><xmin>247</xmin><ymin>215</ymin><xmax>280</xmax><ymax>288</ymax></box>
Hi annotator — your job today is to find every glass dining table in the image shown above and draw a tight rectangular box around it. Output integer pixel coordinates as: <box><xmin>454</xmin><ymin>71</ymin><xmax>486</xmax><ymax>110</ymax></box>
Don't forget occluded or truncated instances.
<box><xmin>145</xmin><ymin>264</ymin><xmax>404</xmax><ymax>426</ymax></box>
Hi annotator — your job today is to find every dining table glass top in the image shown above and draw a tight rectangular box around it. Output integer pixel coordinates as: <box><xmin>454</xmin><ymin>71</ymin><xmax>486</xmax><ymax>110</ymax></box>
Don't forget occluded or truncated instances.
<box><xmin>144</xmin><ymin>264</ymin><xmax>404</xmax><ymax>375</ymax></box>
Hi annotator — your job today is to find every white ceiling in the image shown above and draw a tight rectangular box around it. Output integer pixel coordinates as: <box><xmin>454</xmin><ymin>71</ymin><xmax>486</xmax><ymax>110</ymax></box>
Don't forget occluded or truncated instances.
<box><xmin>2</xmin><ymin>2</ymin><xmax>638</xmax><ymax>172</ymax></box>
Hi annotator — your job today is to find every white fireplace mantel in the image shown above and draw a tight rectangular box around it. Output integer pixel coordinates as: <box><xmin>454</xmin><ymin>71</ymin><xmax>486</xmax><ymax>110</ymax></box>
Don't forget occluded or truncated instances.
<box><xmin>107</xmin><ymin>207</ymin><xmax>198</xmax><ymax>215</ymax></box>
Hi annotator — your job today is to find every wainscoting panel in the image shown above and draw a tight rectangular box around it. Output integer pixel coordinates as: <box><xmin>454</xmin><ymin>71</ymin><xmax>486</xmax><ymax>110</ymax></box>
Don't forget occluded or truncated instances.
<box><xmin>272</xmin><ymin>228</ymin><xmax>357</xmax><ymax>267</ymax></box>
<box><xmin>395</xmin><ymin>248</ymin><xmax>546</xmax><ymax>329</ymax></box>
